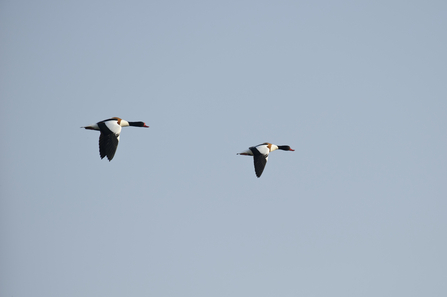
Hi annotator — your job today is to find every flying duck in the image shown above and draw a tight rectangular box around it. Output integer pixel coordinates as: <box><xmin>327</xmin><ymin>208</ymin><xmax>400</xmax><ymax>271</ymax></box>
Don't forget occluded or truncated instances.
<box><xmin>82</xmin><ymin>117</ymin><xmax>149</xmax><ymax>161</ymax></box>
<box><xmin>237</xmin><ymin>143</ymin><xmax>294</xmax><ymax>177</ymax></box>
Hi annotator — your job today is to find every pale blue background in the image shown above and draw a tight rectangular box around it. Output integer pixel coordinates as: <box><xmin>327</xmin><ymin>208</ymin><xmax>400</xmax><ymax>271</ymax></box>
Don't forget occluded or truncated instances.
<box><xmin>1</xmin><ymin>1</ymin><xmax>446</xmax><ymax>296</ymax></box>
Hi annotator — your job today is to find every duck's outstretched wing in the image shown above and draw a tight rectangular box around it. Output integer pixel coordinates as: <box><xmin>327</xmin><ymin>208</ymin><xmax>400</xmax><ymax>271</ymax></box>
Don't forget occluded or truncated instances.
<box><xmin>249</xmin><ymin>146</ymin><xmax>269</xmax><ymax>178</ymax></box>
<box><xmin>253</xmin><ymin>154</ymin><xmax>268</xmax><ymax>177</ymax></box>
<box><xmin>99</xmin><ymin>132</ymin><xmax>119</xmax><ymax>161</ymax></box>
<box><xmin>98</xmin><ymin>120</ymin><xmax>121</xmax><ymax>161</ymax></box>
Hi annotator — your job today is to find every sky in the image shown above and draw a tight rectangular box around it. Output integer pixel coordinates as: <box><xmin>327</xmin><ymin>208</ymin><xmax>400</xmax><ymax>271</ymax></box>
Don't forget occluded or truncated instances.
<box><xmin>1</xmin><ymin>0</ymin><xmax>447</xmax><ymax>296</ymax></box>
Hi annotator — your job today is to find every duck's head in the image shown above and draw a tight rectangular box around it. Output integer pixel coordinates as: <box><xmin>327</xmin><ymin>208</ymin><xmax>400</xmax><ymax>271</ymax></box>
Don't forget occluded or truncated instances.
<box><xmin>277</xmin><ymin>145</ymin><xmax>294</xmax><ymax>151</ymax></box>
<box><xmin>129</xmin><ymin>121</ymin><xmax>149</xmax><ymax>128</ymax></box>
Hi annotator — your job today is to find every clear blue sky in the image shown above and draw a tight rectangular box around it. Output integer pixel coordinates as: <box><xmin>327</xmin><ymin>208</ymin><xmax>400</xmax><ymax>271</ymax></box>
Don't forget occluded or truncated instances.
<box><xmin>1</xmin><ymin>1</ymin><xmax>447</xmax><ymax>296</ymax></box>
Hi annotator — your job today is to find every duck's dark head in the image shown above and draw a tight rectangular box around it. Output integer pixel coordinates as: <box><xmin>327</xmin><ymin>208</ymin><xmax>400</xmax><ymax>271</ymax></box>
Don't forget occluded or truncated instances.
<box><xmin>278</xmin><ymin>145</ymin><xmax>294</xmax><ymax>151</ymax></box>
<box><xmin>129</xmin><ymin>121</ymin><xmax>149</xmax><ymax>128</ymax></box>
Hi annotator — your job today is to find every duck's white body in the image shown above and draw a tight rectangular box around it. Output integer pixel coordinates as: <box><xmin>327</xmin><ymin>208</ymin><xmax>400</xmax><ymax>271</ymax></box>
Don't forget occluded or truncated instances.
<box><xmin>84</xmin><ymin>119</ymin><xmax>130</xmax><ymax>133</ymax></box>
<box><xmin>238</xmin><ymin>143</ymin><xmax>279</xmax><ymax>158</ymax></box>
<box><xmin>82</xmin><ymin>117</ymin><xmax>148</xmax><ymax>161</ymax></box>
<box><xmin>238</xmin><ymin>143</ymin><xmax>294</xmax><ymax>177</ymax></box>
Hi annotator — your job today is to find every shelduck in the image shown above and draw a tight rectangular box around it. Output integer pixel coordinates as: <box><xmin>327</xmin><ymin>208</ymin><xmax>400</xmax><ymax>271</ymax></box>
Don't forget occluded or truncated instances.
<box><xmin>237</xmin><ymin>143</ymin><xmax>294</xmax><ymax>177</ymax></box>
<box><xmin>82</xmin><ymin>117</ymin><xmax>149</xmax><ymax>161</ymax></box>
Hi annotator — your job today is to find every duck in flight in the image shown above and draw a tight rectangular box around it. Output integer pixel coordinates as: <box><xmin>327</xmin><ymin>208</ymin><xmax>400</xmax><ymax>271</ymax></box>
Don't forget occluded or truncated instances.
<box><xmin>82</xmin><ymin>117</ymin><xmax>149</xmax><ymax>161</ymax></box>
<box><xmin>238</xmin><ymin>143</ymin><xmax>294</xmax><ymax>177</ymax></box>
